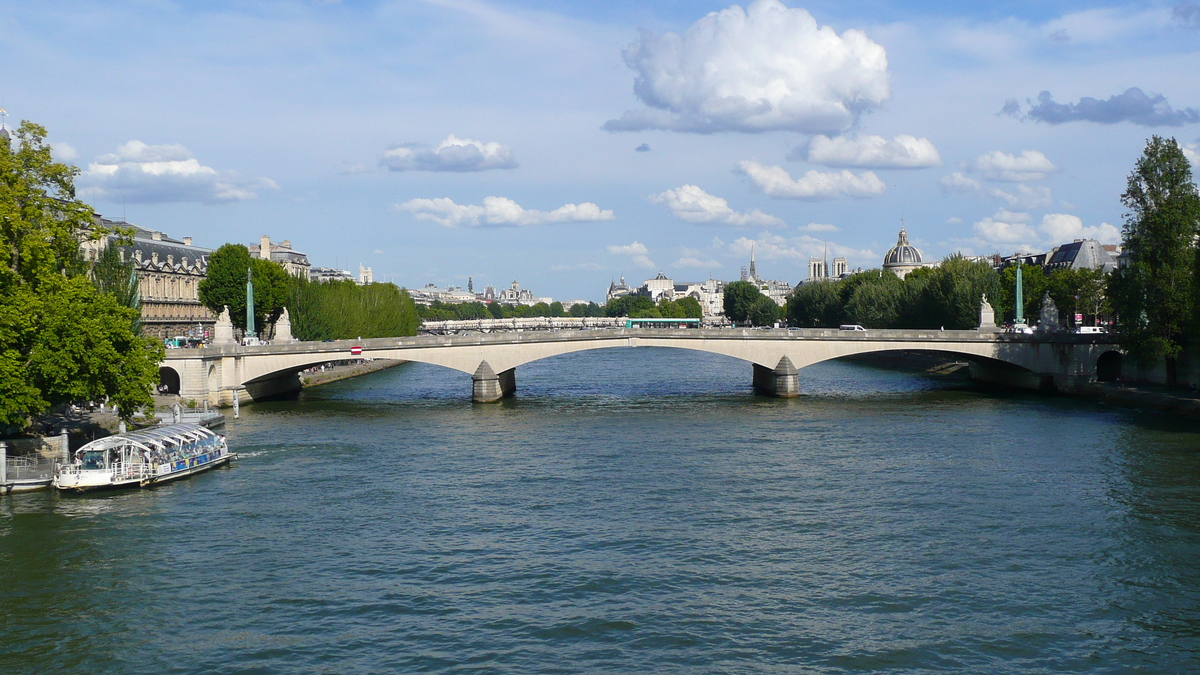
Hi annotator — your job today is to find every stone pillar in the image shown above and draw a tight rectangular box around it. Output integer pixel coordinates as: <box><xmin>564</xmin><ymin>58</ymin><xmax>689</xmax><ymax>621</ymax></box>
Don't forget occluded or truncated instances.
<box><xmin>753</xmin><ymin>356</ymin><xmax>799</xmax><ymax>397</ymax></box>
<box><xmin>274</xmin><ymin>307</ymin><xmax>296</xmax><ymax>343</ymax></box>
<box><xmin>213</xmin><ymin>306</ymin><xmax>235</xmax><ymax>345</ymax></box>
<box><xmin>472</xmin><ymin>360</ymin><xmax>516</xmax><ymax>402</ymax></box>
<box><xmin>60</xmin><ymin>431</ymin><xmax>69</xmax><ymax>465</ymax></box>
<box><xmin>1</xmin><ymin>441</ymin><xmax>7</xmax><ymax>489</ymax></box>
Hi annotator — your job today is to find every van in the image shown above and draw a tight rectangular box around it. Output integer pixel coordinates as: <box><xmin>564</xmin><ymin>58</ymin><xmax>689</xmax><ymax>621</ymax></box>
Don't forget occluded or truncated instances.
<box><xmin>839</xmin><ymin>324</ymin><xmax>867</xmax><ymax>332</ymax></box>
<box><xmin>1075</xmin><ymin>326</ymin><xmax>1108</xmax><ymax>334</ymax></box>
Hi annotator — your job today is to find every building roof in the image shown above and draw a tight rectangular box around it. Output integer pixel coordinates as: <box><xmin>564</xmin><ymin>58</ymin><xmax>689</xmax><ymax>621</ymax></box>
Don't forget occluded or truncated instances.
<box><xmin>883</xmin><ymin>228</ymin><xmax>923</xmax><ymax>267</ymax></box>
<box><xmin>1046</xmin><ymin>239</ymin><xmax>1117</xmax><ymax>272</ymax></box>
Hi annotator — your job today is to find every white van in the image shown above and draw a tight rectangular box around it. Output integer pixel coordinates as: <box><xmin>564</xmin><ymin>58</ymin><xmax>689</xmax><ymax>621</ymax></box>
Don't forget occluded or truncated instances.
<box><xmin>1075</xmin><ymin>326</ymin><xmax>1108</xmax><ymax>334</ymax></box>
<box><xmin>839</xmin><ymin>324</ymin><xmax>867</xmax><ymax>332</ymax></box>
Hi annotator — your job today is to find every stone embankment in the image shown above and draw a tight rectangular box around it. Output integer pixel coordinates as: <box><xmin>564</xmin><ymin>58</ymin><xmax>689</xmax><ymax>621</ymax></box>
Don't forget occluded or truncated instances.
<box><xmin>300</xmin><ymin>359</ymin><xmax>403</xmax><ymax>388</ymax></box>
<box><xmin>1075</xmin><ymin>382</ymin><xmax>1200</xmax><ymax>420</ymax></box>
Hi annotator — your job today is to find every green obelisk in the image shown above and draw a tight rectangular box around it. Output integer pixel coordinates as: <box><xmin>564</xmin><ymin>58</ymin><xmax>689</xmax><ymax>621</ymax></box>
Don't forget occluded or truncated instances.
<box><xmin>1014</xmin><ymin>262</ymin><xmax>1024</xmax><ymax>325</ymax></box>
<box><xmin>245</xmin><ymin>267</ymin><xmax>256</xmax><ymax>339</ymax></box>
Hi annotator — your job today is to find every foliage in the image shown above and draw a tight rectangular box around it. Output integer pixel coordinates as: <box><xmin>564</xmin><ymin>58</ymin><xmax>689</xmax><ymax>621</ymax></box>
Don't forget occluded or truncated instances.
<box><xmin>606</xmin><ymin>294</ymin><xmax>655</xmax><ymax>317</ymax></box>
<box><xmin>748</xmin><ymin>295</ymin><xmax>781</xmax><ymax>326</ymax></box>
<box><xmin>90</xmin><ymin>237</ymin><xmax>141</xmax><ymax>331</ymax></box>
<box><xmin>785</xmin><ymin>257</ymin><xmax>1002</xmax><ymax>329</ymax></box>
<box><xmin>197</xmin><ymin>244</ymin><xmax>289</xmax><ymax>331</ymax></box>
<box><xmin>0</xmin><ymin>121</ymin><xmax>162</xmax><ymax>427</ymax></box>
<box><xmin>288</xmin><ymin>278</ymin><xmax>419</xmax><ymax>340</ymax></box>
<box><xmin>723</xmin><ymin>281</ymin><xmax>762</xmax><ymax>323</ymax></box>
<box><xmin>1107</xmin><ymin>135</ymin><xmax>1200</xmax><ymax>367</ymax></box>
<box><xmin>996</xmin><ymin>264</ymin><xmax>1047</xmax><ymax>323</ymax></box>
<box><xmin>569</xmin><ymin>301</ymin><xmax>605</xmax><ymax>317</ymax></box>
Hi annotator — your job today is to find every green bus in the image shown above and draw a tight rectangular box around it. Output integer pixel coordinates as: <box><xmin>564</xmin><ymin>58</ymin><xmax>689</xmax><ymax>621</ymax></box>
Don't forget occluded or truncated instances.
<box><xmin>624</xmin><ymin>317</ymin><xmax>702</xmax><ymax>329</ymax></box>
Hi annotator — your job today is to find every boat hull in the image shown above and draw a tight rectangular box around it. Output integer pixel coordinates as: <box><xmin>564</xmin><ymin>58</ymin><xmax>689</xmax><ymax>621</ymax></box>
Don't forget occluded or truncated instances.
<box><xmin>55</xmin><ymin>454</ymin><xmax>234</xmax><ymax>493</ymax></box>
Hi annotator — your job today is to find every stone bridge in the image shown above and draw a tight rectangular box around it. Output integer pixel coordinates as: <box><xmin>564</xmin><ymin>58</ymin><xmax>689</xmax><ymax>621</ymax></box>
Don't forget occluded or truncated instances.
<box><xmin>159</xmin><ymin>328</ymin><xmax>1124</xmax><ymax>405</ymax></box>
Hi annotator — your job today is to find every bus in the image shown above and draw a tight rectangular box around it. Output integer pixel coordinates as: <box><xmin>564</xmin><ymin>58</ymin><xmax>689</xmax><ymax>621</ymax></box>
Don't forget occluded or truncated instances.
<box><xmin>624</xmin><ymin>317</ymin><xmax>702</xmax><ymax>329</ymax></box>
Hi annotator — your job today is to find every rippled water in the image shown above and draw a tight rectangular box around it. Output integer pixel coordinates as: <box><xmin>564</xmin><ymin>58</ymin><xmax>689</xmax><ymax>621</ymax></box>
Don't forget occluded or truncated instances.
<box><xmin>3</xmin><ymin>348</ymin><xmax>1200</xmax><ymax>673</ymax></box>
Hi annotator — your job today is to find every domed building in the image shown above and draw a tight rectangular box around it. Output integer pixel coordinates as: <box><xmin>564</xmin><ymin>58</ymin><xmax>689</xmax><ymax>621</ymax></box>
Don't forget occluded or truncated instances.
<box><xmin>883</xmin><ymin>228</ymin><xmax>923</xmax><ymax>279</ymax></box>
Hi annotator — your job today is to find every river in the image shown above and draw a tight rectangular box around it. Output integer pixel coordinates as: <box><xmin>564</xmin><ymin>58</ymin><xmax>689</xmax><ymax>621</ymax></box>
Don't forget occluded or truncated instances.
<box><xmin>3</xmin><ymin>348</ymin><xmax>1200</xmax><ymax>673</ymax></box>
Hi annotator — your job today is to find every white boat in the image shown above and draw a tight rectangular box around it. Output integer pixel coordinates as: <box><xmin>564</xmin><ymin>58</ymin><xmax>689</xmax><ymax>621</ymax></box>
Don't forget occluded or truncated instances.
<box><xmin>54</xmin><ymin>423</ymin><xmax>234</xmax><ymax>493</ymax></box>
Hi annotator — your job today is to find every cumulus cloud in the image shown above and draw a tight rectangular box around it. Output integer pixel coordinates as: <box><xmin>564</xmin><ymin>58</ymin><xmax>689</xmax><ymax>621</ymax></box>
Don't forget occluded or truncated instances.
<box><xmin>650</xmin><ymin>184</ymin><xmax>784</xmax><ymax>227</ymax></box>
<box><xmin>737</xmin><ymin>160</ymin><xmax>886</xmax><ymax>199</ymax></box>
<box><xmin>971</xmin><ymin>210</ymin><xmax>1122</xmax><ymax>249</ymax></box>
<box><xmin>1039</xmin><ymin>213</ymin><xmax>1121</xmax><ymax>243</ymax></box>
<box><xmin>673</xmin><ymin>256</ymin><xmax>722</xmax><ymax>268</ymax></box>
<box><xmin>799</xmin><ymin>222</ymin><xmax>838</xmax><ymax>232</ymax></box>
<box><xmin>80</xmin><ymin>140</ymin><xmax>277</xmax><ymax>203</ymax></box>
<box><xmin>397</xmin><ymin>196</ymin><xmax>613</xmax><ymax>228</ymax></box>
<box><xmin>1018</xmin><ymin>88</ymin><xmax>1200</xmax><ymax>127</ymax></box>
<box><xmin>607</xmin><ymin>241</ymin><xmax>656</xmax><ymax>269</ymax></box>
<box><xmin>940</xmin><ymin>172</ymin><xmax>1052</xmax><ymax>209</ymax></box>
<box><xmin>800</xmin><ymin>134</ymin><xmax>941</xmax><ymax>169</ymax></box>
<box><xmin>51</xmin><ymin>142</ymin><xmax>78</xmax><ymax>162</ymax></box>
<box><xmin>381</xmin><ymin>134</ymin><xmax>517</xmax><ymax>172</ymax></box>
<box><xmin>726</xmin><ymin>230</ymin><xmax>875</xmax><ymax>267</ymax></box>
<box><xmin>604</xmin><ymin>0</ymin><xmax>889</xmax><ymax>134</ymax></box>
<box><xmin>969</xmin><ymin>150</ymin><xmax>1058</xmax><ymax>182</ymax></box>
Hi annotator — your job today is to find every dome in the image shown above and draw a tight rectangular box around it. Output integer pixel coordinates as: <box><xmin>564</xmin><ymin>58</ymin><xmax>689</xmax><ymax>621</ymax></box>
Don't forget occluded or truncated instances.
<box><xmin>883</xmin><ymin>228</ymin><xmax>923</xmax><ymax>267</ymax></box>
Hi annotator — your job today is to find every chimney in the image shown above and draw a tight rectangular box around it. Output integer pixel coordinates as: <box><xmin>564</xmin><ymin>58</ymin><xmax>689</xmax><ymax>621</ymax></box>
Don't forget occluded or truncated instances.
<box><xmin>183</xmin><ymin>237</ymin><xmax>192</xmax><ymax>246</ymax></box>
<box><xmin>260</xmin><ymin>235</ymin><xmax>271</xmax><ymax>259</ymax></box>
<box><xmin>167</xmin><ymin>255</ymin><xmax>174</xmax><ymax>266</ymax></box>
<box><xmin>280</xmin><ymin>240</ymin><xmax>291</xmax><ymax>249</ymax></box>
<box><xmin>151</xmin><ymin>252</ymin><xmax>158</xmax><ymax>264</ymax></box>
<box><xmin>151</xmin><ymin>231</ymin><xmax>162</xmax><ymax>241</ymax></box>
<box><xmin>134</xmin><ymin>250</ymin><xmax>142</xmax><ymax>262</ymax></box>
<box><xmin>181</xmin><ymin>256</ymin><xmax>188</xmax><ymax>267</ymax></box>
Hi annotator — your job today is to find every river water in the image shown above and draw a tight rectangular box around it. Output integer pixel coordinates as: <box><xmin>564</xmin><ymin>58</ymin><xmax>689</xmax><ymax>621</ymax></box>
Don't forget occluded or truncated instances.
<box><xmin>3</xmin><ymin>348</ymin><xmax>1200</xmax><ymax>673</ymax></box>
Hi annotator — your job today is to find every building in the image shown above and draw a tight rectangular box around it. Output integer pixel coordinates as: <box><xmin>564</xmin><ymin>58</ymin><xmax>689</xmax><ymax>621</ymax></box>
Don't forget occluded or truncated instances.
<box><xmin>882</xmin><ymin>228</ymin><xmax>924</xmax><ymax>279</ymax></box>
<box><xmin>248</xmin><ymin>235</ymin><xmax>311</xmax><ymax>280</ymax></box>
<box><xmin>673</xmin><ymin>278</ymin><xmax>725</xmax><ymax>316</ymax></box>
<box><xmin>642</xmin><ymin>272</ymin><xmax>675</xmax><ymax>302</ymax></box>
<box><xmin>807</xmin><ymin>255</ymin><xmax>848</xmax><ymax>281</ymax></box>
<box><xmin>606</xmin><ymin>275</ymin><xmax>634</xmax><ymax>303</ymax></box>
<box><xmin>740</xmin><ymin>248</ymin><xmax>792</xmax><ymax>306</ymax></box>
<box><xmin>311</xmin><ymin>267</ymin><xmax>355</xmax><ymax>283</ymax></box>
<box><xmin>497</xmin><ymin>281</ymin><xmax>549</xmax><ymax>305</ymax></box>
<box><xmin>79</xmin><ymin>215</ymin><xmax>215</xmax><ymax>340</ymax></box>
<box><xmin>1043</xmin><ymin>239</ymin><xmax>1120</xmax><ymax>273</ymax></box>
<box><xmin>358</xmin><ymin>264</ymin><xmax>373</xmax><ymax>285</ymax></box>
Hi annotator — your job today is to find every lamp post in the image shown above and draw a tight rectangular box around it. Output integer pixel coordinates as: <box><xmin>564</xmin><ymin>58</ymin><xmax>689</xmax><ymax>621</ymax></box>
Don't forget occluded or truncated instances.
<box><xmin>245</xmin><ymin>267</ymin><xmax>256</xmax><ymax>339</ymax></box>
<box><xmin>1014</xmin><ymin>261</ymin><xmax>1024</xmax><ymax>325</ymax></box>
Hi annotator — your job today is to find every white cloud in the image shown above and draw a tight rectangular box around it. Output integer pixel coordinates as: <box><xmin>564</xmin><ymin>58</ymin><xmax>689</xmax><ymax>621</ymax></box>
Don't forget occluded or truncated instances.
<box><xmin>803</xmin><ymin>134</ymin><xmax>941</xmax><ymax>169</ymax></box>
<box><xmin>80</xmin><ymin>140</ymin><xmax>276</xmax><ymax>203</ymax></box>
<box><xmin>737</xmin><ymin>160</ymin><xmax>886</xmax><ymax>199</ymax></box>
<box><xmin>51</xmin><ymin>142</ymin><xmax>78</xmax><ymax>162</ymax></box>
<box><xmin>946</xmin><ymin>217</ymin><xmax>963</xmax><ymax>224</ymax></box>
<box><xmin>603</xmin><ymin>0</ymin><xmax>889</xmax><ymax>133</ymax></box>
<box><xmin>941</xmin><ymin>172</ymin><xmax>1052</xmax><ymax>209</ymax></box>
<box><xmin>799</xmin><ymin>222</ymin><xmax>838</xmax><ymax>232</ymax></box>
<box><xmin>650</xmin><ymin>184</ymin><xmax>783</xmax><ymax>227</ymax></box>
<box><xmin>673</xmin><ymin>256</ymin><xmax>722</xmax><ymax>268</ymax></box>
<box><xmin>607</xmin><ymin>241</ymin><xmax>655</xmax><ymax>269</ymax></box>
<box><xmin>397</xmin><ymin>196</ymin><xmax>613</xmax><ymax>228</ymax></box>
<box><xmin>726</xmin><ymin>231</ymin><xmax>876</xmax><ymax>269</ymax></box>
<box><xmin>973</xmin><ymin>215</ymin><xmax>1039</xmax><ymax>244</ymax></box>
<box><xmin>969</xmin><ymin>149</ymin><xmax>1058</xmax><ymax>181</ymax></box>
<box><xmin>381</xmin><ymin>134</ymin><xmax>517</xmax><ymax>172</ymax></box>
<box><xmin>1039</xmin><ymin>213</ymin><xmax>1122</xmax><ymax>243</ymax></box>
<box><xmin>551</xmin><ymin>262</ymin><xmax>606</xmax><ymax>272</ymax></box>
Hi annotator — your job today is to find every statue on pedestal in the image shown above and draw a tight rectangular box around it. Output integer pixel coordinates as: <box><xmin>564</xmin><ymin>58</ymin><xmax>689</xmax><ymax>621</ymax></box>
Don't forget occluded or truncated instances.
<box><xmin>978</xmin><ymin>293</ymin><xmax>997</xmax><ymax>331</ymax></box>
<box><xmin>213</xmin><ymin>306</ymin><xmax>236</xmax><ymax>345</ymax></box>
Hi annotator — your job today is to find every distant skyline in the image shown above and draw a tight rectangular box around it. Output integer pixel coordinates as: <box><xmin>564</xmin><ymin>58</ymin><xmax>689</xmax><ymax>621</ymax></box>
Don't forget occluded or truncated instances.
<box><xmin>3</xmin><ymin>0</ymin><xmax>1198</xmax><ymax>300</ymax></box>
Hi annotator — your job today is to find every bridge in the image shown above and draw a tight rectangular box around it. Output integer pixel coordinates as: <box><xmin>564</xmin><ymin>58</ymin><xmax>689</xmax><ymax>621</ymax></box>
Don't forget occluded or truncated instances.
<box><xmin>159</xmin><ymin>328</ymin><xmax>1123</xmax><ymax>405</ymax></box>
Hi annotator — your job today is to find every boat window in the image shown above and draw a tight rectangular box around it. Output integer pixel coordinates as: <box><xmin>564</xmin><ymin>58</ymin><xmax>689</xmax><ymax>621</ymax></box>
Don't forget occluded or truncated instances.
<box><xmin>82</xmin><ymin>450</ymin><xmax>106</xmax><ymax>470</ymax></box>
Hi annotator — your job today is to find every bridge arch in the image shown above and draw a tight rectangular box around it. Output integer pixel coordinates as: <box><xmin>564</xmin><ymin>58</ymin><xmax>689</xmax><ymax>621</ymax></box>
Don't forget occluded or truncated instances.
<box><xmin>158</xmin><ymin>366</ymin><xmax>181</xmax><ymax>395</ymax></box>
<box><xmin>1096</xmin><ymin>350</ymin><xmax>1122</xmax><ymax>382</ymax></box>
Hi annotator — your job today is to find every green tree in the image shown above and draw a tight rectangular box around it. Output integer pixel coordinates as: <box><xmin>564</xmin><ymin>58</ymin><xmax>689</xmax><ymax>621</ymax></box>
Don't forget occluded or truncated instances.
<box><xmin>996</xmin><ymin>264</ymin><xmax>1048</xmax><ymax>323</ymax></box>
<box><xmin>606</xmin><ymin>294</ymin><xmax>654</xmax><ymax>317</ymax></box>
<box><xmin>549</xmin><ymin>301</ymin><xmax>565</xmax><ymax>317</ymax></box>
<box><xmin>288</xmin><ymin>278</ymin><xmax>418</xmax><ymax>340</ymax></box>
<box><xmin>0</xmin><ymin>121</ymin><xmax>162</xmax><ymax>427</ymax></box>
<box><xmin>1108</xmin><ymin>136</ymin><xmax>1200</xmax><ymax>377</ymax></box>
<box><xmin>844</xmin><ymin>273</ymin><xmax>903</xmax><ymax>328</ymax></box>
<box><xmin>90</xmin><ymin>238</ymin><xmax>141</xmax><ymax>330</ymax></box>
<box><xmin>723</xmin><ymin>281</ymin><xmax>762</xmax><ymax>323</ymax></box>
<box><xmin>747</xmin><ymin>295</ymin><xmax>780</xmax><ymax>326</ymax></box>
<box><xmin>786</xmin><ymin>280</ymin><xmax>841</xmax><ymax>327</ymax></box>
<box><xmin>674</xmin><ymin>296</ymin><xmax>704</xmax><ymax>318</ymax></box>
<box><xmin>198</xmin><ymin>244</ymin><xmax>289</xmax><ymax>331</ymax></box>
<box><xmin>919</xmin><ymin>255</ymin><xmax>1002</xmax><ymax>329</ymax></box>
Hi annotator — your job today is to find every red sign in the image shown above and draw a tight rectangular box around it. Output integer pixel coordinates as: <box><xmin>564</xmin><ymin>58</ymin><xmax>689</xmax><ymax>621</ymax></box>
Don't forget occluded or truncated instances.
<box><xmin>1074</xmin><ymin>313</ymin><xmax>1083</xmax><ymax>322</ymax></box>
<box><xmin>351</xmin><ymin>346</ymin><xmax>363</xmax><ymax>356</ymax></box>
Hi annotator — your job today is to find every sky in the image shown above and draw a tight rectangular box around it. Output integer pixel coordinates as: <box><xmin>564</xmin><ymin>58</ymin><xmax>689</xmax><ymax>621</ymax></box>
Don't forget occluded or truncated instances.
<box><xmin>3</xmin><ymin>0</ymin><xmax>1199</xmax><ymax>302</ymax></box>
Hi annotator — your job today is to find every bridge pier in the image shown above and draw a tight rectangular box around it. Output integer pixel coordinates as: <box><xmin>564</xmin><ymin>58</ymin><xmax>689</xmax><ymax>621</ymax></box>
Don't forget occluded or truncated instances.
<box><xmin>472</xmin><ymin>360</ymin><xmax>516</xmax><ymax>403</ymax></box>
<box><xmin>753</xmin><ymin>356</ymin><xmax>799</xmax><ymax>397</ymax></box>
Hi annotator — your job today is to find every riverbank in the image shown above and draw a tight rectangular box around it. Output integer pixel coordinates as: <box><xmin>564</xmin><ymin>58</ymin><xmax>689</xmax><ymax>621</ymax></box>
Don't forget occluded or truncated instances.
<box><xmin>300</xmin><ymin>359</ymin><xmax>404</xmax><ymax>388</ymax></box>
<box><xmin>1076</xmin><ymin>381</ymin><xmax>1200</xmax><ymax>420</ymax></box>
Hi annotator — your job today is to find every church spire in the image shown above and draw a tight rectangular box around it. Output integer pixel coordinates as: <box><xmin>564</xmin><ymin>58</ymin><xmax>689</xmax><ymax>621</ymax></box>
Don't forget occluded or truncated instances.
<box><xmin>748</xmin><ymin>245</ymin><xmax>757</xmax><ymax>281</ymax></box>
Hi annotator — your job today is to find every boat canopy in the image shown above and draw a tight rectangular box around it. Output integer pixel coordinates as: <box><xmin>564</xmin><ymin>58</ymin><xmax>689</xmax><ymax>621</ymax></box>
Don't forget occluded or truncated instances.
<box><xmin>74</xmin><ymin>423</ymin><xmax>219</xmax><ymax>457</ymax></box>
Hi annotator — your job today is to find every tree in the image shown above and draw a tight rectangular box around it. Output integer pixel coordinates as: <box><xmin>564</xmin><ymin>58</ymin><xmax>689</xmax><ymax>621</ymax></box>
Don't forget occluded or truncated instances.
<box><xmin>997</xmin><ymin>264</ymin><xmax>1047</xmax><ymax>324</ymax></box>
<box><xmin>1108</xmin><ymin>136</ymin><xmax>1200</xmax><ymax>378</ymax></box>
<box><xmin>723</xmin><ymin>281</ymin><xmax>762</xmax><ymax>323</ymax></box>
<box><xmin>748</xmin><ymin>295</ymin><xmax>780</xmax><ymax>326</ymax></box>
<box><xmin>845</xmin><ymin>273</ymin><xmax>903</xmax><ymax>328</ymax></box>
<box><xmin>90</xmin><ymin>238</ymin><xmax>141</xmax><ymax>331</ymax></box>
<box><xmin>288</xmin><ymin>278</ymin><xmax>419</xmax><ymax>340</ymax></box>
<box><xmin>786</xmin><ymin>281</ymin><xmax>841</xmax><ymax>327</ymax></box>
<box><xmin>549</xmin><ymin>301</ymin><xmax>565</xmax><ymax>317</ymax></box>
<box><xmin>0</xmin><ymin>121</ymin><xmax>163</xmax><ymax>427</ymax></box>
<box><xmin>198</xmin><ymin>244</ymin><xmax>289</xmax><ymax>331</ymax></box>
<box><xmin>606</xmin><ymin>294</ymin><xmax>654</xmax><ymax>317</ymax></box>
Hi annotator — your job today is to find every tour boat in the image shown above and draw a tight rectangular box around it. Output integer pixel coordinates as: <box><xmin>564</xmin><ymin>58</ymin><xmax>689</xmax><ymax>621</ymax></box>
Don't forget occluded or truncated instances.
<box><xmin>54</xmin><ymin>423</ymin><xmax>234</xmax><ymax>493</ymax></box>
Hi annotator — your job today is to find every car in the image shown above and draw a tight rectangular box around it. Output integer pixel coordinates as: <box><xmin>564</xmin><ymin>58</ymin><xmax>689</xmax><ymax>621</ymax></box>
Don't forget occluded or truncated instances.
<box><xmin>839</xmin><ymin>324</ymin><xmax>867</xmax><ymax>332</ymax></box>
<box><xmin>1075</xmin><ymin>326</ymin><xmax>1108</xmax><ymax>334</ymax></box>
<box><xmin>1006</xmin><ymin>323</ymin><xmax>1033</xmax><ymax>334</ymax></box>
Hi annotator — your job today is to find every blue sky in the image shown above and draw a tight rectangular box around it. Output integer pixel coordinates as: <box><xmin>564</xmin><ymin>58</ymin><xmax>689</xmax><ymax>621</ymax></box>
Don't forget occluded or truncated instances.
<box><xmin>3</xmin><ymin>0</ymin><xmax>1199</xmax><ymax>301</ymax></box>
